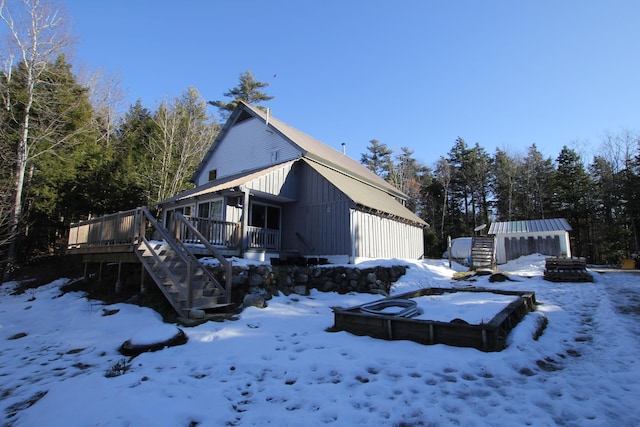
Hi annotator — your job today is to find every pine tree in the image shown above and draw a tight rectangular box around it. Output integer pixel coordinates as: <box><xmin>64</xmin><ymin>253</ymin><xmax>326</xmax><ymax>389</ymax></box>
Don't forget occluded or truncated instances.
<box><xmin>360</xmin><ymin>139</ymin><xmax>393</xmax><ymax>179</ymax></box>
<box><xmin>209</xmin><ymin>70</ymin><xmax>274</xmax><ymax>119</ymax></box>
<box><xmin>492</xmin><ymin>148</ymin><xmax>521</xmax><ymax>221</ymax></box>
<box><xmin>516</xmin><ymin>144</ymin><xmax>554</xmax><ymax>219</ymax></box>
<box><xmin>552</xmin><ymin>146</ymin><xmax>595</xmax><ymax>257</ymax></box>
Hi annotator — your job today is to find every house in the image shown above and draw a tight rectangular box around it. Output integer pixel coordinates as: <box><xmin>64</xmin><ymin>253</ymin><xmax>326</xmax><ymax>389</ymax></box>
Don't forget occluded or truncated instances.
<box><xmin>488</xmin><ymin>218</ymin><xmax>572</xmax><ymax>264</ymax></box>
<box><xmin>157</xmin><ymin>102</ymin><xmax>427</xmax><ymax>264</ymax></box>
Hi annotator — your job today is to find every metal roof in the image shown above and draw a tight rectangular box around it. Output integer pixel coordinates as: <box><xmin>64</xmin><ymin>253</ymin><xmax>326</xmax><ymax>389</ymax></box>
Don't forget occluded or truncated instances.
<box><xmin>192</xmin><ymin>102</ymin><xmax>408</xmax><ymax>201</ymax></box>
<box><xmin>488</xmin><ymin>218</ymin><xmax>572</xmax><ymax>235</ymax></box>
<box><xmin>160</xmin><ymin>161</ymin><xmax>297</xmax><ymax>205</ymax></box>
<box><xmin>160</xmin><ymin>158</ymin><xmax>427</xmax><ymax>227</ymax></box>
<box><xmin>303</xmin><ymin>159</ymin><xmax>427</xmax><ymax>226</ymax></box>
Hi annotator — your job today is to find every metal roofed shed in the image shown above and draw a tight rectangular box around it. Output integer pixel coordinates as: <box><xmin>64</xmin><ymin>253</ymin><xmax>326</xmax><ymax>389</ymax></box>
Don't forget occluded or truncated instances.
<box><xmin>488</xmin><ymin>218</ymin><xmax>572</xmax><ymax>264</ymax></box>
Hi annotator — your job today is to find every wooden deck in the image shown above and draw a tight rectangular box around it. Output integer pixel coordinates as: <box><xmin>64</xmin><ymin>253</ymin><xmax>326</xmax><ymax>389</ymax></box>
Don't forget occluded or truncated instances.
<box><xmin>67</xmin><ymin>208</ymin><xmax>235</xmax><ymax>318</ymax></box>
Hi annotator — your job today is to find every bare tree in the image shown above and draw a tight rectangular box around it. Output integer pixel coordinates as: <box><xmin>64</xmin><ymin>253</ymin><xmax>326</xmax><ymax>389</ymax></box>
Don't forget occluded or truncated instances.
<box><xmin>0</xmin><ymin>0</ymin><xmax>72</xmax><ymax>276</ymax></box>
<box><xmin>142</xmin><ymin>87</ymin><xmax>219</xmax><ymax>206</ymax></box>
<box><xmin>80</xmin><ymin>67</ymin><xmax>125</xmax><ymax>148</ymax></box>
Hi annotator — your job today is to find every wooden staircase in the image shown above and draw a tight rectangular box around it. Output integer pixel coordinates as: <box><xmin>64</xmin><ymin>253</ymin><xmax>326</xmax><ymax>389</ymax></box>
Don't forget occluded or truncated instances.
<box><xmin>135</xmin><ymin>240</ymin><xmax>227</xmax><ymax>317</ymax></box>
<box><xmin>133</xmin><ymin>209</ymin><xmax>233</xmax><ymax>319</ymax></box>
<box><xmin>470</xmin><ymin>236</ymin><xmax>497</xmax><ymax>270</ymax></box>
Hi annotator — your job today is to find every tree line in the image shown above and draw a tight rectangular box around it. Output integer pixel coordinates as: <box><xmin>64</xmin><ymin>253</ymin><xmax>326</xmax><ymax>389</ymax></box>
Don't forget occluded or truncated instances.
<box><xmin>1</xmin><ymin>0</ymin><xmax>638</xmax><ymax>278</ymax></box>
<box><xmin>362</xmin><ymin>131</ymin><xmax>640</xmax><ymax>263</ymax></box>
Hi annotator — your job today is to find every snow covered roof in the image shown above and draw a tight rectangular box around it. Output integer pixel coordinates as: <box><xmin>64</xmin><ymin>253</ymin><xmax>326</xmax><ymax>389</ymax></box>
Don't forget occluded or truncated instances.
<box><xmin>488</xmin><ymin>218</ymin><xmax>572</xmax><ymax>235</ymax></box>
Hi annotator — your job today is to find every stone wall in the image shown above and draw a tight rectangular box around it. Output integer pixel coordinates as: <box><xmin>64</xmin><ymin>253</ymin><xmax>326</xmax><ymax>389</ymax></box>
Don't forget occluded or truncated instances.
<box><xmin>208</xmin><ymin>264</ymin><xmax>408</xmax><ymax>308</ymax></box>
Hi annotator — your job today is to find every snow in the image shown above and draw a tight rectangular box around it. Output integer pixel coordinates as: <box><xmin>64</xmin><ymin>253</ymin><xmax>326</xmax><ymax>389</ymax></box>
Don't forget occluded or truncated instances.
<box><xmin>1</xmin><ymin>254</ymin><xmax>640</xmax><ymax>426</ymax></box>
<box><xmin>412</xmin><ymin>292</ymin><xmax>518</xmax><ymax>323</ymax></box>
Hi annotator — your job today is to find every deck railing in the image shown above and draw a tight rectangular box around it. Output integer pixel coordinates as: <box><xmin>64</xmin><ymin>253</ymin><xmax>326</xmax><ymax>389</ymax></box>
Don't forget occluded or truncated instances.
<box><xmin>68</xmin><ymin>209</ymin><xmax>278</xmax><ymax>253</ymax></box>
<box><xmin>175</xmin><ymin>216</ymin><xmax>240</xmax><ymax>248</ymax></box>
<box><xmin>68</xmin><ymin>210</ymin><xmax>241</xmax><ymax>251</ymax></box>
<box><xmin>67</xmin><ymin>208</ymin><xmax>142</xmax><ymax>249</ymax></box>
<box><xmin>247</xmin><ymin>226</ymin><xmax>281</xmax><ymax>250</ymax></box>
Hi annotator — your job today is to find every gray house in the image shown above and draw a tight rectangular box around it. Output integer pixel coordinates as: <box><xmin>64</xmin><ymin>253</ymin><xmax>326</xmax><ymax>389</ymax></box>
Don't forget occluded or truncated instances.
<box><xmin>158</xmin><ymin>102</ymin><xmax>427</xmax><ymax>263</ymax></box>
<box><xmin>488</xmin><ymin>218</ymin><xmax>572</xmax><ymax>264</ymax></box>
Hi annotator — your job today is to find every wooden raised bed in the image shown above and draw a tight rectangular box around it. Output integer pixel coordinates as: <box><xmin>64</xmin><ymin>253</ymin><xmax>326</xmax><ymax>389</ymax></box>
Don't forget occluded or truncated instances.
<box><xmin>331</xmin><ymin>287</ymin><xmax>536</xmax><ymax>352</ymax></box>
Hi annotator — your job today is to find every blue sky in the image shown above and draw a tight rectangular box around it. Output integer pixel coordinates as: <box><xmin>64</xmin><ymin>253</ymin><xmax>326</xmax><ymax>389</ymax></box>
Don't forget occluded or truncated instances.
<box><xmin>62</xmin><ymin>0</ymin><xmax>640</xmax><ymax>167</ymax></box>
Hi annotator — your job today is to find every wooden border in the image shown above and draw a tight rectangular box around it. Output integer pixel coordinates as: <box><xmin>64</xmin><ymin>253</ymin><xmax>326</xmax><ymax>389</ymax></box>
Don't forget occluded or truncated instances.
<box><xmin>331</xmin><ymin>287</ymin><xmax>536</xmax><ymax>352</ymax></box>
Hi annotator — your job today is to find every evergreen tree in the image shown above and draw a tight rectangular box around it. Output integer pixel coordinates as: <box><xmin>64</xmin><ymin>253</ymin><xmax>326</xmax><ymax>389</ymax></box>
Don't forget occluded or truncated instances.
<box><xmin>0</xmin><ymin>0</ymin><xmax>73</xmax><ymax>274</ymax></box>
<box><xmin>15</xmin><ymin>55</ymin><xmax>97</xmax><ymax>256</ymax></box>
<box><xmin>432</xmin><ymin>156</ymin><xmax>452</xmax><ymax>240</ymax></box>
<box><xmin>360</xmin><ymin>139</ymin><xmax>393</xmax><ymax>179</ymax></box>
<box><xmin>492</xmin><ymin>148</ymin><xmax>521</xmax><ymax>221</ymax></box>
<box><xmin>447</xmin><ymin>138</ymin><xmax>491</xmax><ymax>234</ymax></box>
<box><xmin>589</xmin><ymin>155</ymin><xmax>628</xmax><ymax>262</ymax></box>
<box><xmin>113</xmin><ymin>100</ymin><xmax>157</xmax><ymax>210</ymax></box>
<box><xmin>209</xmin><ymin>70</ymin><xmax>274</xmax><ymax>119</ymax></box>
<box><xmin>552</xmin><ymin>146</ymin><xmax>595</xmax><ymax>257</ymax></box>
<box><xmin>516</xmin><ymin>144</ymin><xmax>554</xmax><ymax>219</ymax></box>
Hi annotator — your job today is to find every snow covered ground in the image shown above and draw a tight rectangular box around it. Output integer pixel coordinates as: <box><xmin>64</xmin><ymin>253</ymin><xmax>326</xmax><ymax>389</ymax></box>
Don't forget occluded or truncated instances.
<box><xmin>1</xmin><ymin>254</ymin><xmax>640</xmax><ymax>426</ymax></box>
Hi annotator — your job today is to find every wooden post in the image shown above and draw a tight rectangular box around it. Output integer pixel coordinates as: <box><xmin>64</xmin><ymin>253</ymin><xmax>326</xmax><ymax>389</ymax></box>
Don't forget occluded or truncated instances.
<box><xmin>240</xmin><ymin>190</ymin><xmax>250</xmax><ymax>256</ymax></box>
<box><xmin>140</xmin><ymin>265</ymin><xmax>147</xmax><ymax>294</ymax></box>
<box><xmin>115</xmin><ymin>261</ymin><xmax>122</xmax><ymax>293</ymax></box>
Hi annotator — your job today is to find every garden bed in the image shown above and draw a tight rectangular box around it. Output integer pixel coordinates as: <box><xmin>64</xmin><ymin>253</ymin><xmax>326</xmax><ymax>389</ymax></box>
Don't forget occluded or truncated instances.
<box><xmin>331</xmin><ymin>287</ymin><xmax>537</xmax><ymax>352</ymax></box>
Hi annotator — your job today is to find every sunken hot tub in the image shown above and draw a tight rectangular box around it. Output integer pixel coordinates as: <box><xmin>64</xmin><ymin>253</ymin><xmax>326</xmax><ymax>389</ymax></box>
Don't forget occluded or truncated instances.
<box><xmin>331</xmin><ymin>287</ymin><xmax>537</xmax><ymax>352</ymax></box>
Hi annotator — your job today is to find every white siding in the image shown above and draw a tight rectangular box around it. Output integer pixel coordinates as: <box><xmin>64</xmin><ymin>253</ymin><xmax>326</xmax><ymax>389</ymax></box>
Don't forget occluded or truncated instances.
<box><xmin>350</xmin><ymin>209</ymin><xmax>424</xmax><ymax>260</ymax></box>
<box><xmin>196</xmin><ymin>118</ymin><xmax>301</xmax><ymax>186</ymax></box>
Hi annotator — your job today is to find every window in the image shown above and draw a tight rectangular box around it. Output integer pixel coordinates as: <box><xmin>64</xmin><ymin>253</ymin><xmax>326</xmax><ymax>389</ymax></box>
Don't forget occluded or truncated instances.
<box><xmin>208</xmin><ymin>169</ymin><xmax>217</xmax><ymax>181</ymax></box>
<box><xmin>211</xmin><ymin>200</ymin><xmax>223</xmax><ymax>221</ymax></box>
<box><xmin>198</xmin><ymin>202</ymin><xmax>209</xmax><ymax>219</ymax></box>
<box><xmin>250</xmin><ymin>203</ymin><xmax>280</xmax><ymax>230</ymax></box>
<box><xmin>198</xmin><ymin>200</ymin><xmax>223</xmax><ymax>220</ymax></box>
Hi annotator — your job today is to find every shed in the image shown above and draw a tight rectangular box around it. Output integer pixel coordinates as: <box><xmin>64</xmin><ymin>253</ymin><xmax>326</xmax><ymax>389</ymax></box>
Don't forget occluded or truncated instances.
<box><xmin>488</xmin><ymin>218</ymin><xmax>572</xmax><ymax>264</ymax></box>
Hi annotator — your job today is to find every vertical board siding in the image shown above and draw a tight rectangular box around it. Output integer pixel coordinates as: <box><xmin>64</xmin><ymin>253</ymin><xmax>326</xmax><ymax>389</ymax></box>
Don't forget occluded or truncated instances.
<box><xmin>285</xmin><ymin>163</ymin><xmax>351</xmax><ymax>256</ymax></box>
<box><xmin>196</xmin><ymin>118</ymin><xmax>300</xmax><ymax>186</ymax></box>
<box><xmin>503</xmin><ymin>235</ymin><xmax>561</xmax><ymax>262</ymax></box>
<box><xmin>351</xmin><ymin>209</ymin><xmax>423</xmax><ymax>259</ymax></box>
<box><xmin>244</xmin><ymin>161</ymin><xmax>298</xmax><ymax>199</ymax></box>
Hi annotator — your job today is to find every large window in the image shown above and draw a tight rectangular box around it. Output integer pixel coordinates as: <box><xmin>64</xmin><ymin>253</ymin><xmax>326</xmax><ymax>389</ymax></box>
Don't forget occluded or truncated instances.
<box><xmin>198</xmin><ymin>200</ymin><xmax>223</xmax><ymax>220</ymax></box>
<box><xmin>250</xmin><ymin>203</ymin><xmax>280</xmax><ymax>230</ymax></box>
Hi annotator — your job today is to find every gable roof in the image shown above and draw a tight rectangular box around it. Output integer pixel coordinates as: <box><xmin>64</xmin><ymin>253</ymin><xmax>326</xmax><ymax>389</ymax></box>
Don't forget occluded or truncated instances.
<box><xmin>161</xmin><ymin>161</ymin><xmax>297</xmax><ymax>205</ymax></box>
<box><xmin>193</xmin><ymin>102</ymin><xmax>408</xmax><ymax>200</ymax></box>
<box><xmin>161</xmin><ymin>158</ymin><xmax>426</xmax><ymax>226</ymax></box>
<box><xmin>488</xmin><ymin>218</ymin><xmax>572</xmax><ymax>235</ymax></box>
<box><xmin>304</xmin><ymin>159</ymin><xmax>427</xmax><ymax>226</ymax></box>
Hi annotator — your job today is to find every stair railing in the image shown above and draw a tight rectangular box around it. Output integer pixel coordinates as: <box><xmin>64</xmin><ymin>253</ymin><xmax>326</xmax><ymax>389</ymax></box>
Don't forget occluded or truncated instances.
<box><xmin>134</xmin><ymin>208</ymin><xmax>196</xmax><ymax>313</ymax></box>
<box><xmin>175</xmin><ymin>213</ymin><xmax>232</xmax><ymax>304</ymax></box>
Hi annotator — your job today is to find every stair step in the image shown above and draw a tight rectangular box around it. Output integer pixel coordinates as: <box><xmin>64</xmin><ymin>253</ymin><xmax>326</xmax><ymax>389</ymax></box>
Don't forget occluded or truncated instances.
<box><xmin>191</xmin><ymin>297</ymin><xmax>224</xmax><ymax>310</ymax></box>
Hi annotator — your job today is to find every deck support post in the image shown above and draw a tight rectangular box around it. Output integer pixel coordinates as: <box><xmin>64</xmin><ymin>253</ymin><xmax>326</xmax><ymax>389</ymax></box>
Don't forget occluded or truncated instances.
<box><xmin>115</xmin><ymin>261</ymin><xmax>123</xmax><ymax>293</ymax></box>
<box><xmin>140</xmin><ymin>265</ymin><xmax>147</xmax><ymax>294</ymax></box>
